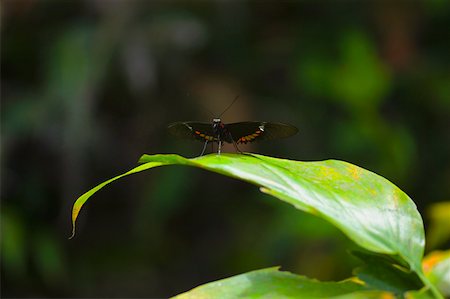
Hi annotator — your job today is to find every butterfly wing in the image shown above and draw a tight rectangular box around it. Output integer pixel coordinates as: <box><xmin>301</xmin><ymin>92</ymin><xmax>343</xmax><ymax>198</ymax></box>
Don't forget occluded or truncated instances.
<box><xmin>168</xmin><ymin>122</ymin><xmax>217</xmax><ymax>142</ymax></box>
<box><xmin>227</xmin><ymin>122</ymin><xmax>298</xmax><ymax>144</ymax></box>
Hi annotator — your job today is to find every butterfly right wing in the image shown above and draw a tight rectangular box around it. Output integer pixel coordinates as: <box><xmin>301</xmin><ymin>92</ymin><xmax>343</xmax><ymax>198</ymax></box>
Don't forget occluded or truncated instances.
<box><xmin>227</xmin><ymin>121</ymin><xmax>298</xmax><ymax>144</ymax></box>
<box><xmin>168</xmin><ymin>122</ymin><xmax>216</xmax><ymax>142</ymax></box>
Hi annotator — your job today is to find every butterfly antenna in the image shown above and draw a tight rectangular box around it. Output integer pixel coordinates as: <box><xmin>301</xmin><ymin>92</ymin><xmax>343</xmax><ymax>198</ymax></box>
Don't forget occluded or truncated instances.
<box><xmin>219</xmin><ymin>95</ymin><xmax>240</xmax><ymax>117</ymax></box>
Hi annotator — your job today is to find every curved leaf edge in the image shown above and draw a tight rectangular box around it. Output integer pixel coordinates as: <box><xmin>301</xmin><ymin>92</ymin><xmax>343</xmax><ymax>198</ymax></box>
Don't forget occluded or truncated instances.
<box><xmin>144</xmin><ymin>153</ymin><xmax>423</xmax><ymax>267</ymax></box>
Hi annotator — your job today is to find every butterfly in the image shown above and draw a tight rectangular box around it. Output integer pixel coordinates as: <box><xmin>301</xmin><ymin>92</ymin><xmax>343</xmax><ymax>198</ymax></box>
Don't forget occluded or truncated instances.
<box><xmin>168</xmin><ymin>118</ymin><xmax>298</xmax><ymax>155</ymax></box>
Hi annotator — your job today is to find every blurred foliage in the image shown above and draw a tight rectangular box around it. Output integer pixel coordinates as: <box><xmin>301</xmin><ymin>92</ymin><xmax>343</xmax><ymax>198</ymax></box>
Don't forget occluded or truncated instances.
<box><xmin>423</xmin><ymin>250</ymin><xmax>450</xmax><ymax>296</ymax></box>
<box><xmin>1</xmin><ymin>0</ymin><xmax>449</xmax><ymax>297</ymax></box>
<box><xmin>426</xmin><ymin>202</ymin><xmax>450</xmax><ymax>251</ymax></box>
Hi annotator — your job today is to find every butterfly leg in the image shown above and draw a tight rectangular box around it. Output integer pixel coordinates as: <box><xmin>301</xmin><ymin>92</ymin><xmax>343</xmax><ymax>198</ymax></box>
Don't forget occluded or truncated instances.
<box><xmin>232</xmin><ymin>140</ymin><xmax>243</xmax><ymax>154</ymax></box>
<box><xmin>228</xmin><ymin>132</ymin><xmax>243</xmax><ymax>154</ymax></box>
<box><xmin>200</xmin><ymin>140</ymin><xmax>209</xmax><ymax>156</ymax></box>
<box><xmin>218</xmin><ymin>141</ymin><xmax>222</xmax><ymax>155</ymax></box>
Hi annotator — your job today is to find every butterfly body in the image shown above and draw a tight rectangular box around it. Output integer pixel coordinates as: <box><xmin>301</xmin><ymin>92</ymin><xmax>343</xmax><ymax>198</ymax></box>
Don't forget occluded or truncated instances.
<box><xmin>168</xmin><ymin>118</ymin><xmax>298</xmax><ymax>155</ymax></box>
<box><xmin>211</xmin><ymin>118</ymin><xmax>233</xmax><ymax>143</ymax></box>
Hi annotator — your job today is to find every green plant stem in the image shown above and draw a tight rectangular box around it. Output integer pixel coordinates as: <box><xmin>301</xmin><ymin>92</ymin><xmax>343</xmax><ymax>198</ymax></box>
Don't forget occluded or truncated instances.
<box><xmin>416</xmin><ymin>270</ymin><xmax>443</xmax><ymax>299</ymax></box>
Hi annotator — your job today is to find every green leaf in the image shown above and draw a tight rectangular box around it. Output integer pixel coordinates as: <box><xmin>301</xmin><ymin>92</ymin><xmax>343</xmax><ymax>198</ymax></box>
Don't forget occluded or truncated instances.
<box><xmin>333</xmin><ymin>290</ymin><xmax>397</xmax><ymax>299</ymax></box>
<box><xmin>352</xmin><ymin>250</ymin><xmax>423</xmax><ymax>295</ymax></box>
<box><xmin>70</xmin><ymin>153</ymin><xmax>436</xmax><ymax>295</ymax></box>
<box><xmin>70</xmin><ymin>153</ymin><xmax>423</xmax><ymax>264</ymax></box>
<box><xmin>405</xmin><ymin>288</ymin><xmax>437</xmax><ymax>299</ymax></box>
<box><xmin>171</xmin><ymin>267</ymin><xmax>365</xmax><ymax>299</ymax></box>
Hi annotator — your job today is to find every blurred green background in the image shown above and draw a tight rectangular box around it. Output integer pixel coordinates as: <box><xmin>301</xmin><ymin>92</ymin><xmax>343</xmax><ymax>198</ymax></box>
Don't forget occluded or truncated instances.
<box><xmin>2</xmin><ymin>0</ymin><xmax>450</xmax><ymax>297</ymax></box>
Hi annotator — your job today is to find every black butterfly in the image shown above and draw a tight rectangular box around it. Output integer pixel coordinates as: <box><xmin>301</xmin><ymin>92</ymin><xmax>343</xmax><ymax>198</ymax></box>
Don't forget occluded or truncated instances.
<box><xmin>168</xmin><ymin>118</ymin><xmax>298</xmax><ymax>155</ymax></box>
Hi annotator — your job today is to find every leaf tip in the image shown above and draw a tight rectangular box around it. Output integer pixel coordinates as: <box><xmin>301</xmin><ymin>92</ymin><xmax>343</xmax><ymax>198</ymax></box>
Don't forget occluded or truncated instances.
<box><xmin>68</xmin><ymin>218</ymin><xmax>77</xmax><ymax>239</ymax></box>
<box><xmin>69</xmin><ymin>205</ymin><xmax>81</xmax><ymax>240</ymax></box>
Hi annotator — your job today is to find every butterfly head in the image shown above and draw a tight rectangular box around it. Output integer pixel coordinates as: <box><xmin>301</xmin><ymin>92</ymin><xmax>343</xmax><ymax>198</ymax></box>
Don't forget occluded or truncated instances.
<box><xmin>212</xmin><ymin>118</ymin><xmax>225</xmax><ymax>133</ymax></box>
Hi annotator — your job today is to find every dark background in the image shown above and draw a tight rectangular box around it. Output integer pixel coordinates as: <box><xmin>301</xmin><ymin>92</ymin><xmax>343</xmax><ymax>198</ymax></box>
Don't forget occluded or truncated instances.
<box><xmin>2</xmin><ymin>0</ymin><xmax>449</xmax><ymax>297</ymax></box>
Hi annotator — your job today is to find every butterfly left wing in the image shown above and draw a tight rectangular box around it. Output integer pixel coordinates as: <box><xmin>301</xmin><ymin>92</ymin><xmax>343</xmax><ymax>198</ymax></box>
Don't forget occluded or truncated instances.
<box><xmin>168</xmin><ymin>121</ymin><xmax>217</xmax><ymax>142</ymax></box>
<box><xmin>226</xmin><ymin>121</ymin><xmax>298</xmax><ymax>144</ymax></box>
